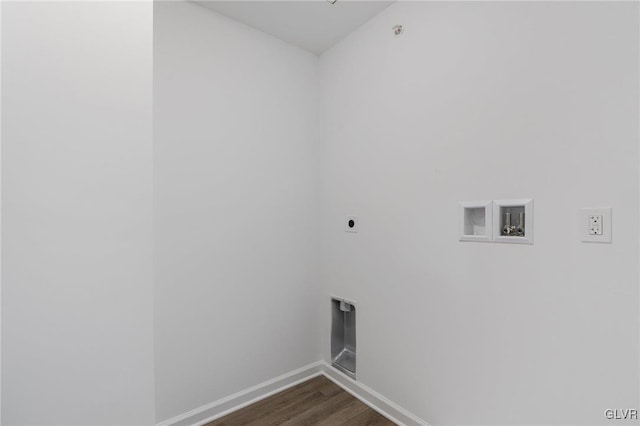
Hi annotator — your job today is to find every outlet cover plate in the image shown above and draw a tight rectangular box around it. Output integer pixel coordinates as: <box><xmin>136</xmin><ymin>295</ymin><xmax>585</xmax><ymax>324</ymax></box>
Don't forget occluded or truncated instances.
<box><xmin>581</xmin><ymin>207</ymin><xmax>612</xmax><ymax>243</ymax></box>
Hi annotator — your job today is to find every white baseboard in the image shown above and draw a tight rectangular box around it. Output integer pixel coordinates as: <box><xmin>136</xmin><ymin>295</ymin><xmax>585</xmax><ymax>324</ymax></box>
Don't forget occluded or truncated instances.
<box><xmin>156</xmin><ymin>361</ymin><xmax>324</xmax><ymax>426</ymax></box>
<box><xmin>320</xmin><ymin>362</ymin><xmax>429</xmax><ymax>426</ymax></box>
<box><xmin>156</xmin><ymin>360</ymin><xmax>428</xmax><ymax>426</ymax></box>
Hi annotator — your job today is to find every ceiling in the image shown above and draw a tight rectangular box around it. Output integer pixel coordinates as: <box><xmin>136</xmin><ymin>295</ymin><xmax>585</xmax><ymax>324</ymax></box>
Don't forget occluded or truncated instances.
<box><xmin>195</xmin><ymin>0</ymin><xmax>395</xmax><ymax>55</ymax></box>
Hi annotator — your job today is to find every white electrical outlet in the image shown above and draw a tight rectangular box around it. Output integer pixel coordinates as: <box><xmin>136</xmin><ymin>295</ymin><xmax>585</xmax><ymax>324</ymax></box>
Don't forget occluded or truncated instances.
<box><xmin>588</xmin><ymin>215</ymin><xmax>603</xmax><ymax>235</ymax></box>
<box><xmin>581</xmin><ymin>208</ymin><xmax>611</xmax><ymax>243</ymax></box>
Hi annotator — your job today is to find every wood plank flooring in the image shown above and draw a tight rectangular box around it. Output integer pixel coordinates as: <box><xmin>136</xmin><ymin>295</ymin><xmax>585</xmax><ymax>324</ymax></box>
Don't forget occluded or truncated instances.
<box><xmin>205</xmin><ymin>376</ymin><xmax>396</xmax><ymax>426</ymax></box>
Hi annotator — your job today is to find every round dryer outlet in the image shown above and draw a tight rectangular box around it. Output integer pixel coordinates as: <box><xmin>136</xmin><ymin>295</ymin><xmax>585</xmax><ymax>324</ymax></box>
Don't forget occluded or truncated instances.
<box><xmin>345</xmin><ymin>216</ymin><xmax>358</xmax><ymax>233</ymax></box>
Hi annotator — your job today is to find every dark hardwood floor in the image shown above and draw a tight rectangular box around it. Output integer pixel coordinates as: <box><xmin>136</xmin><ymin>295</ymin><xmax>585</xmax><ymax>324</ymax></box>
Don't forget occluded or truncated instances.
<box><xmin>205</xmin><ymin>376</ymin><xmax>396</xmax><ymax>426</ymax></box>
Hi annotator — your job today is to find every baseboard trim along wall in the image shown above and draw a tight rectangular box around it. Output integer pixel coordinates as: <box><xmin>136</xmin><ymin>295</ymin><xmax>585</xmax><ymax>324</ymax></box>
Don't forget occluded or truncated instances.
<box><xmin>156</xmin><ymin>361</ymin><xmax>324</xmax><ymax>426</ymax></box>
<box><xmin>155</xmin><ymin>361</ymin><xmax>429</xmax><ymax>426</ymax></box>
<box><xmin>321</xmin><ymin>363</ymin><xmax>429</xmax><ymax>426</ymax></box>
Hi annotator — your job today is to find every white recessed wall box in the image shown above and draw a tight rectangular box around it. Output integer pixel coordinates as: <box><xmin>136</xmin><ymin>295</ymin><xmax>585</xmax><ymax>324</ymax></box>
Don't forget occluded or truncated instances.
<box><xmin>459</xmin><ymin>201</ymin><xmax>493</xmax><ymax>242</ymax></box>
<box><xmin>493</xmin><ymin>198</ymin><xmax>534</xmax><ymax>244</ymax></box>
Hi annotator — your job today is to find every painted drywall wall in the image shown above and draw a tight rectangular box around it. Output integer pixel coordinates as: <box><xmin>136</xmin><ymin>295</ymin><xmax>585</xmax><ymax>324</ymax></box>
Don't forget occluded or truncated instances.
<box><xmin>1</xmin><ymin>2</ymin><xmax>154</xmax><ymax>425</ymax></box>
<box><xmin>2</xmin><ymin>2</ymin><xmax>638</xmax><ymax>425</ymax></box>
<box><xmin>153</xmin><ymin>2</ymin><xmax>321</xmax><ymax>422</ymax></box>
<box><xmin>318</xmin><ymin>2</ymin><xmax>639</xmax><ymax>425</ymax></box>
<box><xmin>0</xmin><ymin>1</ymin><xmax>4</xmax><ymax>421</ymax></box>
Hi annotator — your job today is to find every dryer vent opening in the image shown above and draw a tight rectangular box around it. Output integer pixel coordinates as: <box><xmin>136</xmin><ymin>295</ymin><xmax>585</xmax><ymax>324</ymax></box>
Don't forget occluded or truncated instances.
<box><xmin>331</xmin><ymin>297</ymin><xmax>356</xmax><ymax>379</ymax></box>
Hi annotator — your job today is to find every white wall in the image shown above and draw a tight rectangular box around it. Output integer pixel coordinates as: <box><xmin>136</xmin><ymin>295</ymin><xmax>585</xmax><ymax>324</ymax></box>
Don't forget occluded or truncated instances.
<box><xmin>153</xmin><ymin>2</ymin><xmax>321</xmax><ymax>422</ymax></box>
<box><xmin>319</xmin><ymin>2</ymin><xmax>639</xmax><ymax>425</ymax></box>
<box><xmin>2</xmin><ymin>2</ymin><xmax>638</xmax><ymax>425</ymax></box>
<box><xmin>1</xmin><ymin>2</ymin><xmax>154</xmax><ymax>425</ymax></box>
<box><xmin>0</xmin><ymin>1</ymin><xmax>4</xmax><ymax>421</ymax></box>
